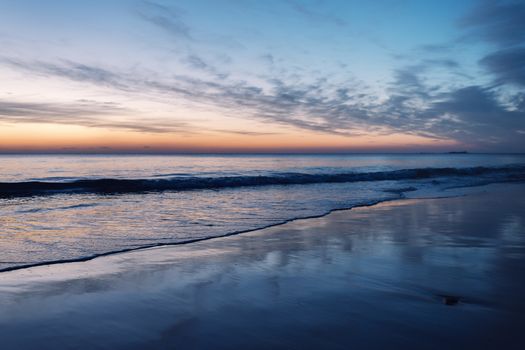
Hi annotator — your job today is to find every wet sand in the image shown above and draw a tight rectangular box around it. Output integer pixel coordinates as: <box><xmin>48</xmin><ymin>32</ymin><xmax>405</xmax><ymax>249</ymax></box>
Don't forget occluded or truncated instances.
<box><xmin>0</xmin><ymin>184</ymin><xmax>524</xmax><ymax>349</ymax></box>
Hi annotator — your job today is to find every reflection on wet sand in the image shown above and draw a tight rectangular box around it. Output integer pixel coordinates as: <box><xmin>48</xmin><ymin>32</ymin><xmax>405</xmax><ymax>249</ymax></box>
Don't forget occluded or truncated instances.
<box><xmin>0</xmin><ymin>184</ymin><xmax>524</xmax><ymax>349</ymax></box>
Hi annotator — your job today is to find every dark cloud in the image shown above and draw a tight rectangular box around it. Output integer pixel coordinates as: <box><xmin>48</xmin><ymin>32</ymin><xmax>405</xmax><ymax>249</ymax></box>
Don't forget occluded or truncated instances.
<box><xmin>460</xmin><ymin>0</ymin><xmax>525</xmax><ymax>47</ymax></box>
<box><xmin>479</xmin><ymin>47</ymin><xmax>525</xmax><ymax>87</ymax></box>
<box><xmin>424</xmin><ymin>86</ymin><xmax>525</xmax><ymax>149</ymax></box>
<box><xmin>391</xmin><ymin>66</ymin><xmax>427</xmax><ymax>94</ymax></box>
<box><xmin>429</xmin><ymin>86</ymin><xmax>516</xmax><ymax>127</ymax></box>
<box><xmin>389</xmin><ymin>58</ymin><xmax>465</xmax><ymax>90</ymax></box>
<box><xmin>458</xmin><ymin>1</ymin><xmax>525</xmax><ymax>90</ymax></box>
<box><xmin>395</xmin><ymin>1</ymin><xmax>524</xmax><ymax>149</ymax></box>
<box><xmin>372</xmin><ymin>59</ymin><xmax>525</xmax><ymax>150</ymax></box>
<box><xmin>382</xmin><ymin>75</ymin><xmax>525</xmax><ymax>149</ymax></box>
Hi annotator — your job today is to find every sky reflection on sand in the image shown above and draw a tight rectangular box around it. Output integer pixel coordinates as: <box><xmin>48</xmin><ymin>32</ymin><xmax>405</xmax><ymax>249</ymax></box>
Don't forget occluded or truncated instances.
<box><xmin>0</xmin><ymin>184</ymin><xmax>524</xmax><ymax>349</ymax></box>
<box><xmin>2</xmin><ymin>154</ymin><xmax>525</xmax><ymax>272</ymax></box>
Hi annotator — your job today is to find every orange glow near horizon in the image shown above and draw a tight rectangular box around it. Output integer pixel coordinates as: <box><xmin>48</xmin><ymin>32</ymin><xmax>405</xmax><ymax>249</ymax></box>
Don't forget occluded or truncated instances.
<box><xmin>0</xmin><ymin>122</ymin><xmax>459</xmax><ymax>153</ymax></box>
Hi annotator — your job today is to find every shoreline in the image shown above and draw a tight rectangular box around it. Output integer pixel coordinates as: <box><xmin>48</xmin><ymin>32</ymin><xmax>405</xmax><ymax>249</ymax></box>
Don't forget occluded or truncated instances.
<box><xmin>1</xmin><ymin>183</ymin><xmax>524</xmax><ymax>349</ymax></box>
<box><xmin>0</xmin><ymin>184</ymin><xmax>488</xmax><ymax>274</ymax></box>
<box><xmin>0</xmin><ymin>197</ymin><xmax>402</xmax><ymax>274</ymax></box>
<box><xmin>0</xmin><ymin>182</ymin><xmax>506</xmax><ymax>274</ymax></box>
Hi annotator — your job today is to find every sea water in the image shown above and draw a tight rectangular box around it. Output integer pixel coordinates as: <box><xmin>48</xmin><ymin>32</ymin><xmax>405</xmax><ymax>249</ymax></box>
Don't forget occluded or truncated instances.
<box><xmin>1</xmin><ymin>154</ymin><xmax>524</xmax><ymax>271</ymax></box>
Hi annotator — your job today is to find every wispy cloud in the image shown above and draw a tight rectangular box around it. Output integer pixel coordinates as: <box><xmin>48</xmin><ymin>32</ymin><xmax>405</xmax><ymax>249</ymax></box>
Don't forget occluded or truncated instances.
<box><xmin>0</xmin><ymin>99</ymin><xmax>123</xmax><ymax>120</ymax></box>
<box><xmin>2</xmin><ymin>52</ymin><xmax>524</xmax><ymax>150</ymax></box>
<box><xmin>138</xmin><ymin>1</ymin><xmax>192</xmax><ymax>40</ymax></box>
<box><xmin>0</xmin><ymin>98</ymin><xmax>189</xmax><ymax>133</ymax></box>
<box><xmin>2</xmin><ymin>57</ymin><xmax>127</xmax><ymax>89</ymax></box>
<box><xmin>1</xmin><ymin>0</ymin><xmax>524</xmax><ymax>151</ymax></box>
<box><xmin>285</xmin><ymin>0</ymin><xmax>347</xmax><ymax>27</ymax></box>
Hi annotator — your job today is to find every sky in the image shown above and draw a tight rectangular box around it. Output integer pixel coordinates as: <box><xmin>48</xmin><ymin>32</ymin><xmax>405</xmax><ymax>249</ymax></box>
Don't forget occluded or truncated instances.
<box><xmin>0</xmin><ymin>0</ymin><xmax>524</xmax><ymax>153</ymax></box>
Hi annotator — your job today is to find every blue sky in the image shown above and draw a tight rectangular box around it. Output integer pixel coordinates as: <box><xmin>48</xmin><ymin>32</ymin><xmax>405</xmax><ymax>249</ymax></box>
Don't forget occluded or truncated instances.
<box><xmin>0</xmin><ymin>0</ymin><xmax>524</xmax><ymax>152</ymax></box>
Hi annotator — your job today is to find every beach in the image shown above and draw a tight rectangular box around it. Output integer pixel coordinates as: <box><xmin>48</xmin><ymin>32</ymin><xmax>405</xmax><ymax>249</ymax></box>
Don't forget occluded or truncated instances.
<box><xmin>0</xmin><ymin>183</ymin><xmax>524</xmax><ymax>349</ymax></box>
<box><xmin>2</xmin><ymin>0</ymin><xmax>525</xmax><ymax>348</ymax></box>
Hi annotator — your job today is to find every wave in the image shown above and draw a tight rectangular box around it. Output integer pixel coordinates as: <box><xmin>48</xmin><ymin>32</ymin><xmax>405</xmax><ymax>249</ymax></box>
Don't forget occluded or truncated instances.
<box><xmin>16</xmin><ymin>202</ymin><xmax>102</xmax><ymax>213</ymax></box>
<box><xmin>0</xmin><ymin>197</ymin><xmax>394</xmax><ymax>273</ymax></box>
<box><xmin>1</xmin><ymin>165</ymin><xmax>524</xmax><ymax>198</ymax></box>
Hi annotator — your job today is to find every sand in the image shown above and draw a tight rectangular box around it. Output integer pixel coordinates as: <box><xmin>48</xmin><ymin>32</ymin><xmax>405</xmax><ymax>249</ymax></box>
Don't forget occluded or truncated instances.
<box><xmin>0</xmin><ymin>183</ymin><xmax>524</xmax><ymax>349</ymax></box>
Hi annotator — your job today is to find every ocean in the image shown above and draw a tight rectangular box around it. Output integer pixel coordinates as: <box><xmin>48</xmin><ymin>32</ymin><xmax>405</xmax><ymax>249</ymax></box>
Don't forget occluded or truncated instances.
<box><xmin>1</xmin><ymin>153</ymin><xmax>524</xmax><ymax>271</ymax></box>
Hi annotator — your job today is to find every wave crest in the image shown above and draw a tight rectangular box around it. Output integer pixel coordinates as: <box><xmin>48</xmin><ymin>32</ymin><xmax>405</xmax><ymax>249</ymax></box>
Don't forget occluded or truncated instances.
<box><xmin>1</xmin><ymin>165</ymin><xmax>524</xmax><ymax>198</ymax></box>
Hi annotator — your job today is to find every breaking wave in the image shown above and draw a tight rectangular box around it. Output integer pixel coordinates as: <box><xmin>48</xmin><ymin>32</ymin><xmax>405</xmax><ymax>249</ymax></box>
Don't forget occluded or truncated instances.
<box><xmin>1</xmin><ymin>164</ymin><xmax>524</xmax><ymax>198</ymax></box>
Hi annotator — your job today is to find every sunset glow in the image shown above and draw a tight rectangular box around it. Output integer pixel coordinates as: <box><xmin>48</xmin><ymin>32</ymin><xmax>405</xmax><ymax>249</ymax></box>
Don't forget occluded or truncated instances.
<box><xmin>0</xmin><ymin>0</ymin><xmax>524</xmax><ymax>152</ymax></box>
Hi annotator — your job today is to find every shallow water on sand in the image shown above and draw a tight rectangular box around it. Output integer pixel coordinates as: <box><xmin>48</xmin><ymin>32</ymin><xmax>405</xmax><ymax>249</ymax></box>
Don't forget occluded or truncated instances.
<box><xmin>0</xmin><ymin>184</ymin><xmax>524</xmax><ymax>349</ymax></box>
<box><xmin>1</xmin><ymin>154</ymin><xmax>524</xmax><ymax>271</ymax></box>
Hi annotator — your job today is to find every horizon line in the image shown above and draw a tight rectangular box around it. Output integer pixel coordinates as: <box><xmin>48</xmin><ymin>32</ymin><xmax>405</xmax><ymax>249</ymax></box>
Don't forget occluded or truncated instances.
<box><xmin>1</xmin><ymin>151</ymin><xmax>524</xmax><ymax>156</ymax></box>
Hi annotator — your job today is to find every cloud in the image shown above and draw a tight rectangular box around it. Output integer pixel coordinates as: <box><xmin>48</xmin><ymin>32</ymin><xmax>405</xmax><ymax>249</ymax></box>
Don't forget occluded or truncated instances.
<box><xmin>285</xmin><ymin>0</ymin><xmax>347</xmax><ymax>27</ymax></box>
<box><xmin>259</xmin><ymin>54</ymin><xmax>275</xmax><ymax>66</ymax></box>
<box><xmin>370</xmin><ymin>55</ymin><xmax>525</xmax><ymax>150</ymax></box>
<box><xmin>138</xmin><ymin>1</ymin><xmax>191</xmax><ymax>40</ymax></box>
<box><xmin>479</xmin><ymin>46</ymin><xmax>525</xmax><ymax>87</ymax></box>
<box><xmin>0</xmin><ymin>56</ymin><xmax>372</xmax><ymax>135</ymax></box>
<box><xmin>381</xmin><ymin>71</ymin><xmax>525</xmax><ymax>149</ymax></box>
<box><xmin>0</xmin><ymin>99</ymin><xmax>123</xmax><ymax>120</ymax></box>
<box><xmin>2</xmin><ymin>57</ymin><xmax>127</xmax><ymax>89</ymax></box>
<box><xmin>421</xmin><ymin>59</ymin><xmax>459</xmax><ymax>69</ymax></box>
<box><xmin>391</xmin><ymin>66</ymin><xmax>428</xmax><ymax>95</ymax></box>
<box><xmin>457</xmin><ymin>0</ymin><xmax>525</xmax><ymax>90</ymax></box>
<box><xmin>423</xmin><ymin>86</ymin><xmax>525</xmax><ymax>149</ymax></box>
<box><xmin>460</xmin><ymin>0</ymin><xmax>525</xmax><ymax>47</ymax></box>
<box><xmin>184</xmin><ymin>54</ymin><xmax>208</xmax><ymax>70</ymax></box>
<box><xmin>211</xmin><ymin>129</ymin><xmax>279</xmax><ymax>136</ymax></box>
<box><xmin>0</xmin><ymin>99</ymin><xmax>188</xmax><ymax>133</ymax></box>
<box><xmin>2</xmin><ymin>54</ymin><xmax>524</xmax><ymax>151</ymax></box>
<box><xmin>418</xmin><ymin>43</ymin><xmax>456</xmax><ymax>53</ymax></box>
